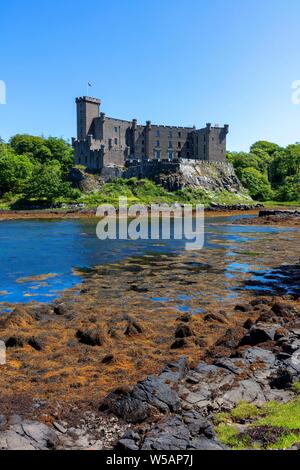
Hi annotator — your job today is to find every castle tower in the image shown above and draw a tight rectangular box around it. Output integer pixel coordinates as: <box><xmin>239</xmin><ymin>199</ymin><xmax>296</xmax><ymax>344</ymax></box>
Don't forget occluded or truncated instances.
<box><xmin>76</xmin><ymin>96</ymin><xmax>101</xmax><ymax>141</ymax></box>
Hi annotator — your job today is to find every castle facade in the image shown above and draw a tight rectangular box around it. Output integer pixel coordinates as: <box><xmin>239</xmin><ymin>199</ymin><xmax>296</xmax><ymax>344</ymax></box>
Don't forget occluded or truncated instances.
<box><xmin>72</xmin><ymin>96</ymin><xmax>229</xmax><ymax>171</ymax></box>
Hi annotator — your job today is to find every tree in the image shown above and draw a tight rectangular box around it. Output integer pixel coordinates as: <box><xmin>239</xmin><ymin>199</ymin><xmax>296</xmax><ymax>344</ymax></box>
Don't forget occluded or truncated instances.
<box><xmin>0</xmin><ymin>145</ymin><xmax>33</xmax><ymax>195</ymax></box>
<box><xmin>22</xmin><ymin>162</ymin><xmax>73</xmax><ymax>203</ymax></box>
<box><xmin>238</xmin><ymin>167</ymin><xmax>274</xmax><ymax>201</ymax></box>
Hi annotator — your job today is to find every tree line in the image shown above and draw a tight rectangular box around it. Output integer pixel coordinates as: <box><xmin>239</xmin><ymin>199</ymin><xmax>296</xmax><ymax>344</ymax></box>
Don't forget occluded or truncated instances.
<box><xmin>0</xmin><ymin>135</ymin><xmax>299</xmax><ymax>206</ymax></box>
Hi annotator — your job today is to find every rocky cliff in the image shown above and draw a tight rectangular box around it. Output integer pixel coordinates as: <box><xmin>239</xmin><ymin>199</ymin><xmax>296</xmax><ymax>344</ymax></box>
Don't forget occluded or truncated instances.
<box><xmin>153</xmin><ymin>161</ymin><xmax>245</xmax><ymax>193</ymax></box>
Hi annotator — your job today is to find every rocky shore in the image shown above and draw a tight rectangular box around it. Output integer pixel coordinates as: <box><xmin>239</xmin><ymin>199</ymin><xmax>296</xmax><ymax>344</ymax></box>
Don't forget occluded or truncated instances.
<box><xmin>0</xmin><ymin>204</ymin><xmax>262</xmax><ymax>220</ymax></box>
<box><xmin>0</xmin><ymin>293</ymin><xmax>299</xmax><ymax>450</ymax></box>
<box><xmin>0</xmin><ymin>215</ymin><xmax>299</xmax><ymax>450</ymax></box>
<box><xmin>237</xmin><ymin>209</ymin><xmax>300</xmax><ymax>227</ymax></box>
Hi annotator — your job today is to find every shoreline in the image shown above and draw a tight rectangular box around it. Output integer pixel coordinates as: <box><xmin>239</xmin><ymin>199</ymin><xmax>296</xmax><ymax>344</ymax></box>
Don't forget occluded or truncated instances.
<box><xmin>0</xmin><ymin>207</ymin><xmax>261</xmax><ymax>220</ymax></box>
<box><xmin>0</xmin><ymin>215</ymin><xmax>299</xmax><ymax>450</ymax></box>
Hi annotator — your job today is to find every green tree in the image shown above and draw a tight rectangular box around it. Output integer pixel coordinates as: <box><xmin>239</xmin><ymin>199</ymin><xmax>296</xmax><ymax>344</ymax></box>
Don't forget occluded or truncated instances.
<box><xmin>238</xmin><ymin>167</ymin><xmax>274</xmax><ymax>201</ymax></box>
<box><xmin>22</xmin><ymin>162</ymin><xmax>74</xmax><ymax>203</ymax></box>
<box><xmin>0</xmin><ymin>145</ymin><xmax>33</xmax><ymax>195</ymax></box>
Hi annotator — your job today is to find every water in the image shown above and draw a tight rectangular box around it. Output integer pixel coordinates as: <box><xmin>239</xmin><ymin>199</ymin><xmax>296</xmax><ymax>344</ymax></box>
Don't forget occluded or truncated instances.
<box><xmin>0</xmin><ymin>216</ymin><xmax>297</xmax><ymax>304</ymax></box>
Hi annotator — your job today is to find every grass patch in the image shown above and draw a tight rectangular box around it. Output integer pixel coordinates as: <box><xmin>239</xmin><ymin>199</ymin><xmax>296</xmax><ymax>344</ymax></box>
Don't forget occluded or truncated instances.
<box><xmin>76</xmin><ymin>178</ymin><xmax>253</xmax><ymax>208</ymax></box>
<box><xmin>215</xmin><ymin>396</ymin><xmax>300</xmax><ymax>450</ymax></box>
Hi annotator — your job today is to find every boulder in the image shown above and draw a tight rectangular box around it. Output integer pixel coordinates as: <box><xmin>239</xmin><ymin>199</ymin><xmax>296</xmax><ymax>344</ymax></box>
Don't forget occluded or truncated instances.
<box><xmin>76</xmin><ymin>327</ymin><xmax>104</xmax><ymax>346</ymax></box>
<box><xmin>175</xmin><ymin>324</ymin><xmax>194</xmax><ymax>338</ymax></box>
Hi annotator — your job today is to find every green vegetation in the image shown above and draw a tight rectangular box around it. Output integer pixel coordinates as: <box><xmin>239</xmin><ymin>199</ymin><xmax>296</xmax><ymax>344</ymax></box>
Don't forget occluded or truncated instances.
<box><xmin>0</xmin><ymin>133</ymin><xmax>299</xmax><ymax>209</ymax></box>
<box><xmin>227</xmin><ymin>140</ymin><xmax>300</xmax><ymax>202</ymax></box>
<box><xmin>0</xmin><ymin>134</ymin><xmax>75</xmax><ymax>207</ymax></box>
<box><xmin>75</xmin><ymin>178</ymin><xmax>251</xmax><ymax>208</ymax></box>
<box><xmin>215</xmin><ymin>393</ymin><xmax>300</xmax><ymax>450</ymax></box>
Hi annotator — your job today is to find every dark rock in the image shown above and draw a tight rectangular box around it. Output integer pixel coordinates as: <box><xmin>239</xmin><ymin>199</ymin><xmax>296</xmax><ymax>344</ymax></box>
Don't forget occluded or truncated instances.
<box><xmin>171</xmin><ymin>338</ymin><xmax>188</xmax><ymax>349</ymax></box>
<box><xmin>204</xmin><ymin>312</ymin><xmax>228</xmax><ymax>324</ymax></box>
<box><xmin>28</xmin><ymin>337</ymin><xmax>44</xmax><ymax>351</ymax></box>
<box><xmin>141</xmin><ymin>415</ymin><xmax>190</xmax><ymax>450</ymax></box>
<box><xmin>129</xmin><ymin>284</ymin><xmax>149</xmax><ymax>293</ymax></box>
<box><xmin>53</xmin><ymin>303</ymin><xmax>71</xmax><ymax>316</ymax></box>
<box><xmin>272</xmin><ymin>302</ymin><xmax>298</xmax><ymax>319</ymax></box>
<box><xmin>243</xmin><ymin>318</ymin><xmax>254</xmax><ymax>329</ymax></box>
<box><xmin>248</xmin><ymin>322</ymin><xmax>280</xmax><ymax>345</ymax></box>
<box><xmin>250</xmin><ymin>298</ymin><xmax>271</xmax><ymax>307</ymax></box>
<box><xmin>124</xmin><ymin>319</ymin><xmax>143</xmax><ymax>336</ymax></box>
<box><xmin>234</xmin><ymin>304</ymin><xmax>251</xmax><ymax>312</ymax></box>
<box><xmin>76</xmin><ymin>327</ymin><xmax>104</xmax><ymax>346</ymax></box>
<box><xmin>274</xmin><ymin>327</ymin><xmax>289</xmax><ymax>341</ymax></box>
<box><xmin>177</xmin><ymin>313</ymin><xmax>192</xmax><ymax>323</ymax></box>
<box><xmin>216</xmin><ymin>326</ymin><xmax>246</xmax><ymax>349</ymax></box>
<box><xmin>115</xmin><ymin>430</ymin><xmax>140</xmax><ymax>451</ymax></box>
<box><xmin>102</xmin><ymin>354</ymin><xmax>114</xmax><ymax>364</ymax></box>
<box><xmin>5</xmin><ymin>336</ymin><xmax>25</xmax><ymax>348</ymax></box>
<box><xmin>175</xmin><ymin>324</ymin><xmax>194</xmax><ymax>338</ymax></box>
<box><xmin>100</xmin><ymin>375</ymin><xmax>180</xmax><ymax>423</ymax></box>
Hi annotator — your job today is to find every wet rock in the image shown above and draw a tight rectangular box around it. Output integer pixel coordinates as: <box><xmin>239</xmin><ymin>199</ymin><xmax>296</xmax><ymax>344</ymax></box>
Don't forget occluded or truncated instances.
<box><xmin>175</xmin><ymin>324</ymin><xmax>194</xmax><ymax>338</ymax></box>
<box><xmin>129</xmin><ymin>284</ymin><xmax>149</xmax><ymax>293</ymax></box>
<box><xmin>274</xmin><ymin>327</ymin><xmax>289</xmax><ymax>341</ymax></box>
<box><xmin>76</xmin><ymin>327</ymin><xmax>104</xmax><ymax>346</ymax></box>
<box><xmin>204</xmin><ymin>312</ymin><xmax>229</xmax><ymax>324</ymax></box>
<box><xmin>171</xmin><ymin>338</ymin><xmax>188</xmax><ymax>349</ymax></box>
<box><xmin>216</xmin><ymin>326</ymin><xmax>246</xmax><ymax>349</ymax></box>
<box><xmin>177</xmin><ymin>313</ymin><xmax>192</xmax><ymax>323</ymax></box>
<box><xmin>250</xmin><ymin>298</ymin><xmax>271</xmax><ymax>307</ymax></box>
<box><xmin>102</xmin><ymin>354</ymin><xmax>114</xmax><ymax>364</ymax></box>
<box><xmin>272</xmin><ymin>302</ymin><xmax>298</xmax><ymax>320</ymax></box>
<box><xmin>243</xmin><ymin>318</ymin><xmax>254</xmax><ymax>329</ymax></box>
<box><xmin>53</xmin><ymin>303</ymin><xmax>71</xmax><ymax>316</ymax></box>
<box><xmin>234</xmin><ymin>304</ymin><xmax>251</xmax><ymax>312</ymax></box>
<box><xmin>248</xmin><ymin>322</ymin><xmax>281</xmax><ymax>345</ymax></box>
<box><xmin>124</xmin><ymin>319</ymin><xmax>143</xmax><ymax>336</ymax></box>
<box><xmin>5</xmin><ymin>336</ymin><xmax>25</xmax><ymax>348</ymax></box>
<box><xmin>28</xmin><ymin>336</ymin><xmax>44</xmax><ymax>351</ymax></box>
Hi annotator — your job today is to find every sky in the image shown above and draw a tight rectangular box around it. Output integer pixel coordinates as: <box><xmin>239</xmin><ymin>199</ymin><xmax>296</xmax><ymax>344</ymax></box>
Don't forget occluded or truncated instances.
<box><xmin>1</xmin><ymin>0</ymin><xmax>300</xmax><ymax>151</ymax></box>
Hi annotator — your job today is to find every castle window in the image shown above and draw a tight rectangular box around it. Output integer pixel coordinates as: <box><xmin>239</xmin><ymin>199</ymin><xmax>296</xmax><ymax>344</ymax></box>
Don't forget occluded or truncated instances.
<box><xmin>142</xmin><ymin>140</ymin><xmax>145</xmax><ymax>145</ymax></box>
<box><xmin>178</xmin><ymin>131</ymin><xmax>181</xmax><ymax>138</ymax></box>
<box><xmin>178</xmin><ymin>151</ymin><xmax>181</xmax><ymax>158</ymax></box>
<box><xmin>168</xmin><ymin>151</ymin><xmax>173</xmax><ymax>160</ymax></box>
<box><xmin>155</xmin><ymin>150</ymin><xmax>161</xmax><ymax>159</ymax></box>
<box><xmin>187</xmin><ymin>152</ymin><xmax>190</xmax><ymax>157</ymax></box>
<box><xmin>109</xmin><ymin>138</ymin><xmax>112</xmax><ymax>149</ymax></box>
<box><xmin>168</xmin><ymin>141</ymin><xmax>172</xmax><ymax>148</ymax></box>
<box><xmin>156</xmin><ymin>140</ymin><xmax>160</xmax><ymax>147</ymax></box>
<box><xmin>203</xmin><ymin>134</ymin><xmax>206</xmax><ymax>142</ymax></box>
<box><xmin>156</xmin><ymin>130</ymin><xmax>160</xmax><ymax>137</ymax></box>
<box><xmin>114</xmin><ymin>138</ymin><xmax>118</xmax><ymax>145</ymax></box>
<box><xmin>114</xmin><ymin>127</ymin><xmax>118</xmax><ymax>133</ymax></box>
<box><xmin>178</xmin><ymin>142</ymin><xmax>181</xmax><ymax>148</ymax></box>
<box><xmin>142</xmin><ymin>147</ymin><xmax>145</xmax><ymax>153</ymax></box>
<box><xmin>186</xmin><ymin>141</ymin><xmax>190</xmax><ymax>149</ymax></box>
<box><xmin>203</xmin><ymin>145</ymin><xmax>206</xmax><ymax>154</ymax></box>
<box><xmin>168</xmin><ymin>130</ymin><xmax>173</xmax><ymax>138</ymax></box>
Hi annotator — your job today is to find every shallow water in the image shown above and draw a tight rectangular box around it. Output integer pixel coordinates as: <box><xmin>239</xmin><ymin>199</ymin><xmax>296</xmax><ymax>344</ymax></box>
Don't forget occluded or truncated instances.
<box><xmin>0</xmin><ymin>215</ymin><xmax>298</xmax><ymax>304</ymax></box>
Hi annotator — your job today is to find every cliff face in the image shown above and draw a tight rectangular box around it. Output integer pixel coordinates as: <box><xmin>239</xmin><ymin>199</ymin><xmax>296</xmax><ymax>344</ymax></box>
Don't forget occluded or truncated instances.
<box><xmin>153</xmin><ymin>161</ymin><xmax>245</xmax><ymax>193</ymax></box>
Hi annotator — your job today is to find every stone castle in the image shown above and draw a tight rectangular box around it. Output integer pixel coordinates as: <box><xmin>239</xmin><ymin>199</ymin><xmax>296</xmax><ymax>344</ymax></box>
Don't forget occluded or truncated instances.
<box><xmin>72</xmin><ymin>96</ymin><xmax>229</xmax><ymax>175</ymax></box>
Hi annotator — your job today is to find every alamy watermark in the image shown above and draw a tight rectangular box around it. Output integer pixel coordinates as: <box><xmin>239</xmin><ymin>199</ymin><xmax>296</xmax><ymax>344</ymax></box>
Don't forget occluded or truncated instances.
<box><xmin>96</xmin><ymin>197</ymin><xmax>204</xmax><ymax>251</ymax></box>
<box><xmin>0</xmin><ymin>80</ymin><xmax>6</xmax><ymax>104</ymax></box>
<box><xmin>291</xmin><ymin>80</ymin><xmax>300</xmax><ymax>104</ymax></box>
<box><xmin>0</xmin><ymin>341</ymin><xmax>6</xmax><ymax>365</ymax></box>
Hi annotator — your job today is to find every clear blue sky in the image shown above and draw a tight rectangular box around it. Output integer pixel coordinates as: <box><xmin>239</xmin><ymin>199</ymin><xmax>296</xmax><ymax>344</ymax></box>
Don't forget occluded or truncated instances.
<box><xmin>1</xmin><ymin>0</ymin><xmax>300</xmax><ymax>151</ymax></box>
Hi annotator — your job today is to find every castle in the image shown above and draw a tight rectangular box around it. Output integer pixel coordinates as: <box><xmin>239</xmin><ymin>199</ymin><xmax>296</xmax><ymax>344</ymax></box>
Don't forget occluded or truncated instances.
<box><xmin>72</xmin><ymin>96</ymin><xmax>229</xmax><ymax>173</ymax></box>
